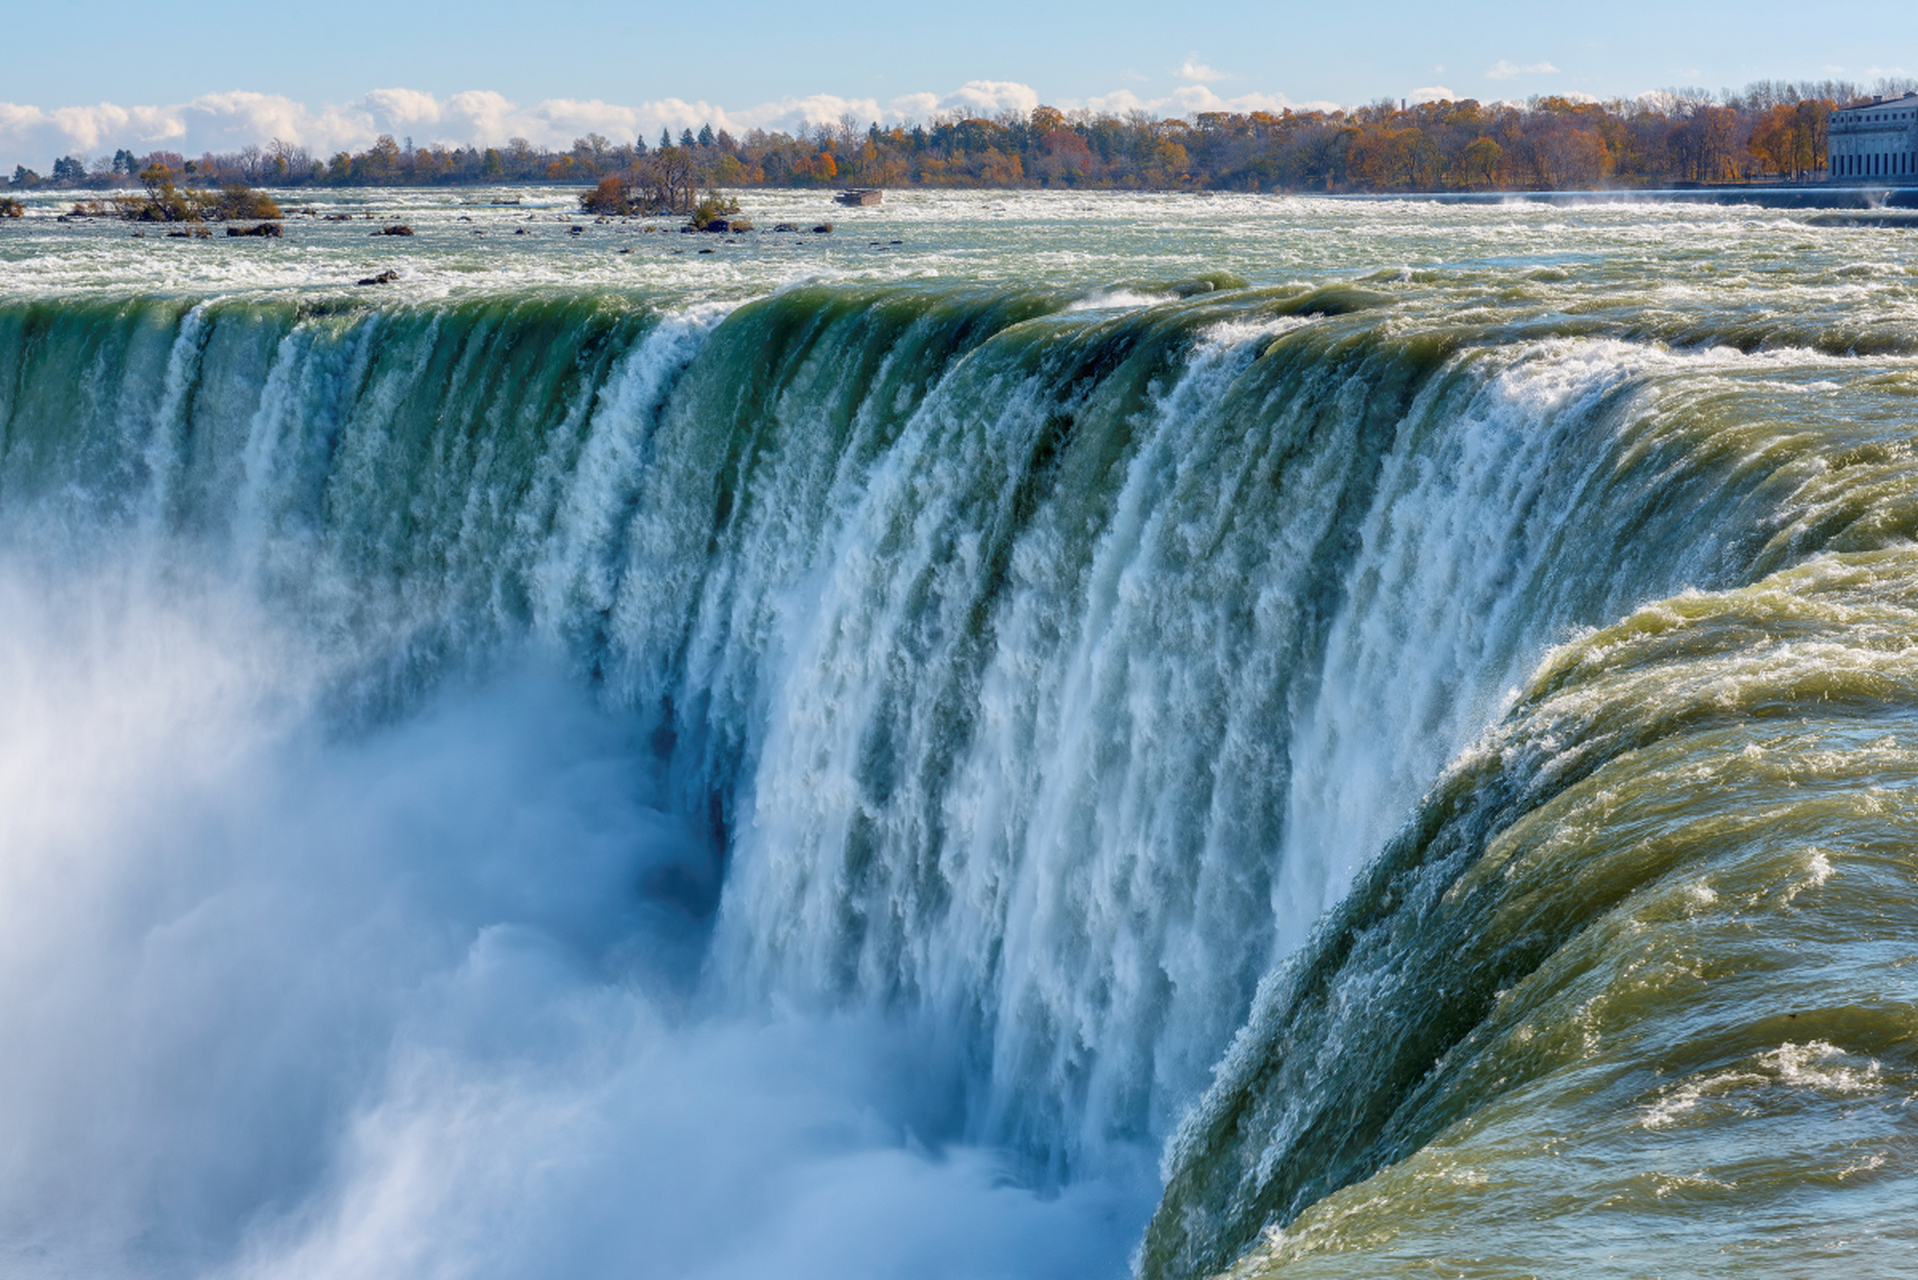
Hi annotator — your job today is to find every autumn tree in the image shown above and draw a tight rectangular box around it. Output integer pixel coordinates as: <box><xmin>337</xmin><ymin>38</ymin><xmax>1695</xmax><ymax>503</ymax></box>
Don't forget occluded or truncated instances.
<box><xmin>1458</xmin><ymin>136</ymin><xmax>1503</xmax><ymax>187</ymax></box>
<box><xmin>1029</xmin><ymin>105</ymin><xmax>1067</xmax><ymax>138</ymax></box>
<box><xmin>1749</xmin><ymin>99</ymin><xmax>1831</xmax><ymax>178</ymax></box>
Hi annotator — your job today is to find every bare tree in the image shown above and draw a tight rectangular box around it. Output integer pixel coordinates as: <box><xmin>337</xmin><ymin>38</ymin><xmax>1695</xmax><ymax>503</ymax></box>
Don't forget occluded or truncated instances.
<box><xmin>631</xmin><ymin>147</ymin><xmax>699</xmax><ymax>212</ymax></box>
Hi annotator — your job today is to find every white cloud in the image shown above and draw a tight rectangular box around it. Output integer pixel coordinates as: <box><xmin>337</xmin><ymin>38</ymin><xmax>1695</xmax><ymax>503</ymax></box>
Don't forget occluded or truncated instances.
<box><xmin>0</xmin><ymin>88</ymin><xmax>516</xmax><ymax>168</ymax></box>
<box><xmin>1177</xmin><ymin>56</ymin><xmax>1229</xmax><ymax>84</ymax></box>
<box><xmin>934</xmin><ymin>80</ymin><xmax>1042</xmax><ymax>117</ymax></box>
<box><xmin>355</xmin><ymin>87</ymin><xmax>442</xmax><ymax>130</ymax></box>
<box><xmin>882</xmin><ymin>92</ymin><xmax>943</xmax><ymax>123</ymax></box>
<box><xmin>0</xmin><ymin>87</ymin><xmax>865</xmax><ymax>167</ymax></box>
<box><xmin>1409</xmin><ymin>86</ymin><xmax>1458</xmax><ymax>104</ymax></box>
<box><xmin>1066</xmin><ymin>83</ymin><xmax>1340</xmax><ymax>118</ymax></box>
<box><xmin>1073</xmin><ymin>89</ymin><xmax>1146</xmax><ymax>116</ymax></box>
<box><xmin>1168</xmin><ymin>85</ymin><xmax>1288</xmax><ymax>114</ymax></box>
<box><xmin>0</xmin><ymin>76</ymin><xmax>1360</xmax><ymax>170</ymax></box>
<box><xmin>1486</xmin><ymin>60</ymin><xmax>1560</xmax><ymax>80</ymax></box>
<box><xmin>1178</xmin><ymin>84</ymin><xmax>1343</xmax><ymax>114</ymax></box>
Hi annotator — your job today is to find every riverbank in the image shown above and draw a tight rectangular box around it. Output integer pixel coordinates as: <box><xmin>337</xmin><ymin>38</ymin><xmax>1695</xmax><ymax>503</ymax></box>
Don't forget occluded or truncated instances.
<box><xmin>1335</xmin><ymin>183</ymin><xmax>1918</xmax><ymax>208</ymax></box>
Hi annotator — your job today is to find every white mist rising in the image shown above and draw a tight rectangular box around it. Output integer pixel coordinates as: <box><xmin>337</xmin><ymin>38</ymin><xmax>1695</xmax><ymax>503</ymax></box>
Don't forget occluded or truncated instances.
<box><xmin>0</xmin><ymin>560</ymin><xmax>1153</xmax><ymax>1280</ymax></box>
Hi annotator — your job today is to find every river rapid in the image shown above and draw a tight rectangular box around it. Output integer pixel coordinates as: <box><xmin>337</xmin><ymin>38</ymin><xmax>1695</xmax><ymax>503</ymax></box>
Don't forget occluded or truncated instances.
<box><xmin>1</xmin><ymin>186</ymin><xmax>1914</xmax><ymax>1278</ymax></box>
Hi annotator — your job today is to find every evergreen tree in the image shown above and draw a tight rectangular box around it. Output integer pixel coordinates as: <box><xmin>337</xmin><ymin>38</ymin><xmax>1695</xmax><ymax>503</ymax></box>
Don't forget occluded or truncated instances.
<box><xmin>697</xmin><ymin>123</ymin><xmax>716</xmax><ymax>147</ymax></box>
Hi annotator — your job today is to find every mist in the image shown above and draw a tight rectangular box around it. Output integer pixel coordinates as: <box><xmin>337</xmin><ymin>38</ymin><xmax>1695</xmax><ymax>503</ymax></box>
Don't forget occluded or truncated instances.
<box><xmin>0</xmin><ymin>558</ymin><xmax>1154</xmax><ymax>1279</ymax></box>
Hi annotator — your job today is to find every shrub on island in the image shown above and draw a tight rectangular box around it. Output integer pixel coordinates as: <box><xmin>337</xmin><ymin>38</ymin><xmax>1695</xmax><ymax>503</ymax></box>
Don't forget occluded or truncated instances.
<box><xmin>113</xmin><ymin>166</ymin><xmax>282</xmax><ymax>224</ymax></box>
<box><xmin>575</xmin><ymin>147</ymin><xmax>718</xmax><ymax>219</ymax></box>
<box><xmin>687</xmin><ymin>191</ymin><xmax>742</xmax><ymax>230</ymax></box>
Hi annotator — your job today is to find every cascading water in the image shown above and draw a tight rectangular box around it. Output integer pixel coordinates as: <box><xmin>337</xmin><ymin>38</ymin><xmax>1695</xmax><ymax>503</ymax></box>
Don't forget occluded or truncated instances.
<box><xmin>2</xmin><ymin>190</ymin><xmax>1914</xmax><ymax>1278</ymax></box>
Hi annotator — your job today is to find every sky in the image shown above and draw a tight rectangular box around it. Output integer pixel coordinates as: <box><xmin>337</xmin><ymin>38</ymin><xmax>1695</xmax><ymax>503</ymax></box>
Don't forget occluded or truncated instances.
<box><xmin>2</xmin><ymin>0</ymin><xmax>1913</xmax><ymax>168</ymax></box>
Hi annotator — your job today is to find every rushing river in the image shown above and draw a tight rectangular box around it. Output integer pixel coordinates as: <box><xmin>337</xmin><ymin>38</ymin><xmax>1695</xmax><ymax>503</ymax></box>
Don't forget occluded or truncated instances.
<box><xmin>1</xmin><ymin>187</ymin><xmax>1914</xmax><ymax>1278</ymax></box>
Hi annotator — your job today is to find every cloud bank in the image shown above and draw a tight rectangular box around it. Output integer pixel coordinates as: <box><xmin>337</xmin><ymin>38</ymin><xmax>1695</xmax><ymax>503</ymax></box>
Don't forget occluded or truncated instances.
<box><xmin>1177</xmin><ymin>57</ymin><xmax>1231</xmax><ymax>84</ymax></box>
<box><xmin>0</xmin><ymin>80</ymin><xmax>1347</xmax><ymax>169</ymax></box>
<box><xmin>1485</xmin><ymin>60</ymin><xmax>1561</xmax><ymax>80</ymax></box>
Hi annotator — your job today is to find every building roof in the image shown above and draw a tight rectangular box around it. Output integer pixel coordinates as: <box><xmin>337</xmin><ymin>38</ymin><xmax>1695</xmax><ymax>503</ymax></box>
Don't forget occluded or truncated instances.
<box><xmin>1834</xmin><ymin>91</ymin><xmax>1918</xmax><ymax>116</ymax></box>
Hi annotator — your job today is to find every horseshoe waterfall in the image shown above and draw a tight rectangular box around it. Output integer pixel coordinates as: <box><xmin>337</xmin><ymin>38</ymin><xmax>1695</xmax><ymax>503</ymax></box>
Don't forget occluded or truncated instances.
<box><xmin>1</xmin><ymin>192</ymin><xmax>1913</xmax><ymax>1279</ymax></box>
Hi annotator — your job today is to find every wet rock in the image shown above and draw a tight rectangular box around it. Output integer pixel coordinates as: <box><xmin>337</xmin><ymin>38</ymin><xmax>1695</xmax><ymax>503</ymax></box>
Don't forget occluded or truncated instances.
<box><xmin>372</xmin><ymin>224</ymin><xmax>413</xmax><ymax>236</ymax></box>
<box><xmin>227</xmin><ymin>222</ymin><xmax>283</xmax><ymax>237</ymax></box>
<box><xmin>356</xmin><ymin>269</ymin><xmax>400</xmax><ymax>285</ymax></box>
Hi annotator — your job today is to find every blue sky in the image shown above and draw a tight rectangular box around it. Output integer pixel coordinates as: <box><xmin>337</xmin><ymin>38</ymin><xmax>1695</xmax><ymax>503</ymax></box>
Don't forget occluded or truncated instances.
<box><xmin>2</xmin><ymin>0</ymin><xmax>1911</xmax><ymax>167</ymax></box>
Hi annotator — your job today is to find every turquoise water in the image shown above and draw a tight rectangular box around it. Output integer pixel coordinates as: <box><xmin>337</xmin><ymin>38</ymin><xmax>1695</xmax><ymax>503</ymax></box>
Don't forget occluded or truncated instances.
<box><xmin>1</xmin><ymin>187</ymin><xmax>1914</xmax><ymax>1278</ymax></box>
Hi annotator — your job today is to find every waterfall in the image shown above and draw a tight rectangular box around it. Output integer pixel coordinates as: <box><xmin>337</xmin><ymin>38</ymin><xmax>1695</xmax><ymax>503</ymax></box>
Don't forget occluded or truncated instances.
<box><xmin>2</xmin><ymin>281</ymin><xmax>1909</xmax><ymax>1278</ymax></box>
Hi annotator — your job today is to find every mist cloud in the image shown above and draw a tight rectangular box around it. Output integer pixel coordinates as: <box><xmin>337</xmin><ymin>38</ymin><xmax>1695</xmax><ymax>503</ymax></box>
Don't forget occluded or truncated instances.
<box><xmin>0</xmin><ymin>560</ymin><xmax>1154</xmax><ymax>1279</ymax></box>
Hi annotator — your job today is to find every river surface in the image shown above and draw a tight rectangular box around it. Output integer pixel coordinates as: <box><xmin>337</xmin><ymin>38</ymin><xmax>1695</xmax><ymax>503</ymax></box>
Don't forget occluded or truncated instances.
<box><xmin>1</xmin><ymin>187</ymin><xmax>1914</xmax><ymax>1278</ymax></box>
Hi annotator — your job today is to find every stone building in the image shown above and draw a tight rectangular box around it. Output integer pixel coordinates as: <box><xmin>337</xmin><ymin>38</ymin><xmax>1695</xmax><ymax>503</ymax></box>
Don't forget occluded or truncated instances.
<box><xmin>1829</xmin><ymin>92</ymin><xmax>1918</xmax><ymax>180</ymax></box>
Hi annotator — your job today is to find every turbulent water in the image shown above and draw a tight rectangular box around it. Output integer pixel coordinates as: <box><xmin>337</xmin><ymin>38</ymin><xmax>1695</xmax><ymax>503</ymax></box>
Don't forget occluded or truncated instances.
<box><xmin>2</xmin><ymin>187</ymin><xmax>1915</xmax><ymax>1278</ymax></box>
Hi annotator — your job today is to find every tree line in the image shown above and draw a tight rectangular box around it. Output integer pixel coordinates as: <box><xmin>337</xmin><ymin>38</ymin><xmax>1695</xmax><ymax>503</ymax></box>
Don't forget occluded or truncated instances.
<box><xmin>9</xmin><ymin>78</ymin><xmax>1914</xmax><ymax>197</ymax></box>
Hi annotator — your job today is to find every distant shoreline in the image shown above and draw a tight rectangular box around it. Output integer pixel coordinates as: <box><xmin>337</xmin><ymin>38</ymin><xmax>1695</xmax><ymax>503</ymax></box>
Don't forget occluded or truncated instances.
<box><xmin>1332</xmin><ymin>185</ymin><xmax>1918</xmax><ymax>209</ymax></box>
